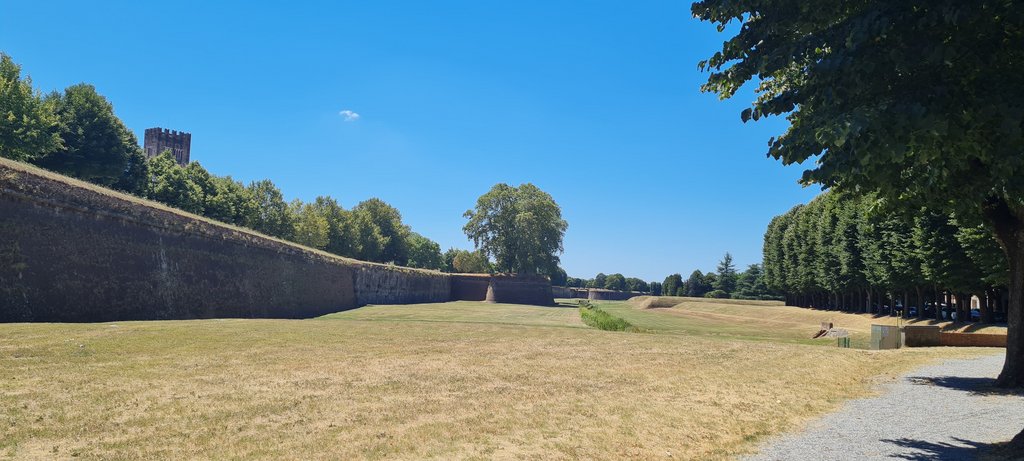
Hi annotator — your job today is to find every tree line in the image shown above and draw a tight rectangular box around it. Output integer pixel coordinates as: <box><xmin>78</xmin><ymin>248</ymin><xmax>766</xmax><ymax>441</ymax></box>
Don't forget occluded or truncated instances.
<box><xmin>562</xmin><ymin>252</ymin><xmax>774</xmax><ymax>300</ymax></box>
<box><xmin>658</xmin><ymin>252</ymin><xmax>774</xmax><ymax>300</ymax></box>
<box><xmin>693</xmin><ymin>0</ymin><xmax>1023</xmax><ymax>391</ymax></box>
<box><xmin>764</xmin><ymin>192</ymin><xmax>1007</xmax><ymax>323</ymax></box>
<box><xmin>565</xmin><ymin>273</ymin><xmax>652</xmax><ymax>293</ymax></box>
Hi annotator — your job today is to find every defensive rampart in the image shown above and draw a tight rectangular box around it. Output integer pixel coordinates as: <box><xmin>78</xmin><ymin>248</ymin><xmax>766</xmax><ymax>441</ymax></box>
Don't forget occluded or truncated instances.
<box><xmin>451</xmin><ymin>274</ymin><xmax>491</xmax><ymax>301</ymax></box>
<box><xmin>587</xmin><ymin>289</ymin><xmax>641</xmax><ymax>301</ymax></box>
<box><xmin>485</xmin><ymin>274</ymin><xmax>555</xmax><ymax>306</ymax></box>
<box><xmin>551</xmin><ymin>286</ymin><xmax>571</xmax><ymax>298</ymax></box>
<box><xmin>354</xmin><ymin>265</ymin><xmax>450</xmax><ymax>305</ymax></box>
<box><xmin>0</xmin><ymin>159</ymin><xmax>553</xmax><ymax>322</ymax></box>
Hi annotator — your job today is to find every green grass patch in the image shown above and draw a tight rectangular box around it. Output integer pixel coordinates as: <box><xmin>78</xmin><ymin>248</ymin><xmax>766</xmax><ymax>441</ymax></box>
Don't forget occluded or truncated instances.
<box><xmin>579</xmin><ymin>301</ymin><xmax>634</xmax><ymax>332</ymax></box>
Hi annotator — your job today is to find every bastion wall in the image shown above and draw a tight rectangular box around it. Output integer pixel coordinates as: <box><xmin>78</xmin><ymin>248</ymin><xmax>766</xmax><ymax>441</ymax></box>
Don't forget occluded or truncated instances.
<box><xmin>0</xmin><ymin>159</ymin><xmax>553</xmax><ymax>322</ymax></box>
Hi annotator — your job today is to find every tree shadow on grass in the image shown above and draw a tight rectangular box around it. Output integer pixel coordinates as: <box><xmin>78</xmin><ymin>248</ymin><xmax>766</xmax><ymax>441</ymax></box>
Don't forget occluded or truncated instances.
<box><xmin>882</xmin><ymin>437</ymin><xmax>996</xmax><ymax>461</ymax></box>
<box><xmin>906</xmin><ymin>376</ymin><xmax>1024</xmax><ymax>397</ymax></box>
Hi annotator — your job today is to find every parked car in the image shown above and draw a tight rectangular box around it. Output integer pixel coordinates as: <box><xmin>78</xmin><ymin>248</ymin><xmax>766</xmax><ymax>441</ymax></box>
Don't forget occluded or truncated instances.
<box><xmin>971</xmin><ymin>309</ymin><xmax>981</xmax><ymax>321</ymax></box>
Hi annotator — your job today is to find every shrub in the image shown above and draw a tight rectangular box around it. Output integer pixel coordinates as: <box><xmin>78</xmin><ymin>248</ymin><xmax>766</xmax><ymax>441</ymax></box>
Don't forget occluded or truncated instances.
<box><xmin>579</xmin><ymin>304</ymin><xmax>633</xmax><ymax>332</ymax></box>
<box><xmin>704</xmin><ymin>290</ymin><xmax>730</xmax><ymax>299</ymax></box>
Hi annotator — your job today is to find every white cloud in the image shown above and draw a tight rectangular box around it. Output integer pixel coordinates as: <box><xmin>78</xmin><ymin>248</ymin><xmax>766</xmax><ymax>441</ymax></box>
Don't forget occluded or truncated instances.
<box><xmin>339</xmin><ymin>109</ymin><xmax>360</xmax><ymax>122</ymax></box>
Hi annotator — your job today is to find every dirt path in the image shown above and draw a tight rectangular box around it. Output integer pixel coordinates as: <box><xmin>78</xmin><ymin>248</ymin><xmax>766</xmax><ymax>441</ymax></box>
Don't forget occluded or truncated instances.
<box><xmin>745</xmin><ymin>353</ymin><xmax>1024</xmax><ymax>461</ymax></box>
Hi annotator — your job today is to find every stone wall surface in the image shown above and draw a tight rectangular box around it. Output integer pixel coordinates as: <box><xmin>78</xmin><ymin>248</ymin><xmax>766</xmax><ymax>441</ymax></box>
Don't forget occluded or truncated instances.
<box><xmin>570</xmin><ymin>288</ymin><xmax>589</xmax><ymax>299</ymax></box>
<box><xmin>0</xmin><ymin>160</ymin><xmax>565</xmax><ymax>322</ymax></box>
<box><xmin>551</xmin><ymin>286</ymin><xmax>571</xmax><ymax>298</ymax></box>
<box><xmin>354</xmin><ymin>265</ymin><xmax>450</xmax><ymax>306</ymax></box>
<box><xmin>486</xmin><ymin>274</ymin><xmax>554</xmax><ymax>306</ymax></box>
<box><xmin>587</xmin><ymin>289</ymin><xmax>641</xmax><ymax>301</ymax></box>
<box><xmin>0</xmin><ymin>159</ymin><xmax>362</xmax><ymax>322</ymax></box>
<box><xmin>450</xmin><ymin>274</ymin><xmax>491</xmax><ymax>301</ymax></box>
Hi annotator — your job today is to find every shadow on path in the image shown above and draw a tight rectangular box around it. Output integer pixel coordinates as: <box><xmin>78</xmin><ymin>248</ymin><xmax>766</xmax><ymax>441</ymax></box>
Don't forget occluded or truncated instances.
<box><xmin>882</xmin><ymin>437</ymin><xmax>992</xmax><ymax>461</ymax></box>
<box><xmin>907</xmin><ymin>376</ymin><xmax>1024</xmax><ymax>397</ymax></box>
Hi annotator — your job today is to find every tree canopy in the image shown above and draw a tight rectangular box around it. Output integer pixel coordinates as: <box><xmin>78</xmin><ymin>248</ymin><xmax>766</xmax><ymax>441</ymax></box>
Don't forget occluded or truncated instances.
<box><xmin>0</xmin><ymin>53</ymin><xmax>61</xmax><ymax>162</ymax></box>
<box><xmin>407</xmin><ymin>233</ymin><xmax>444</xmax><ymax>270</ymax></box>
<box><xmin>35</xmin><ymin>84</ymin><xmax>144</xmax><ymax>189</ymax></box>
<box><xmin>463</xmin><ymin>183</ymin><xmax>567</xmax><ymax>274</ymax></box>
<box><xmin>764</xmin><ymin>192</ymin><xmax>1007</xmax><ymax>318</ymax></box>
<box><xmin>450</xmin><ymin>248</ymin><xmax>493</xmax><ymax>274</ymax></box>
<box><xmin>694</xmin><ymin>0</ymin><xmax>1024</xmax><ymax>389</ymax></box>
<box><xmin>713</xmin><ymin>252</ymin><xmax>737</xmax><ymax>294</ymax></box>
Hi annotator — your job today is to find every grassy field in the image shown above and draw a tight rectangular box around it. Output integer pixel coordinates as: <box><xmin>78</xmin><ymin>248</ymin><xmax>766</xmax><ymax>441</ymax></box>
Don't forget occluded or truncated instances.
<box><xmin>616</xmin><ymin>296</ymin><xmax>1008</xmax><ymax>349</ymax></box>
<box><xmin>0</xmin><ymin>300</ymin><xmax>994</xmax><ymax>460</ymax></box>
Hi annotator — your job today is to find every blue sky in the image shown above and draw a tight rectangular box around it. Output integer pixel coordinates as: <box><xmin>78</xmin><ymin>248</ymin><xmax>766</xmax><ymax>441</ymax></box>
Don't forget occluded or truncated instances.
<box><xmin>1</xmin><ymin>0</ymin><xmax>819</xmax><ymax>281</ymax></box>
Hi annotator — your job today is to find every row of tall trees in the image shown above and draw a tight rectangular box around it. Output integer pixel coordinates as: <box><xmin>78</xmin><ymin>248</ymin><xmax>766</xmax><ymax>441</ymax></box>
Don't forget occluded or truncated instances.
<box><xmin>0</xmin><ymin>52</ymin><xmax>447</xmax><ymax>268</ymax></box>
<box><xmin>763</xmin><ymin>192</ymin><xmax>1007</xmax><ymax>322</ymax></box>
<box><xmin>693</xmin><ymin>0</ymin><xmax>1023</xmax><ymax>396</ymax></box>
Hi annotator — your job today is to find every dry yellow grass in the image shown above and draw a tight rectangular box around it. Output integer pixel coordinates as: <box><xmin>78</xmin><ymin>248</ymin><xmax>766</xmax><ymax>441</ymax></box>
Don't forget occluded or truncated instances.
<box><xmin>0</xmin><ymin>301</ymin><xmax>993</xmax><ymax>460</ymax></box>
<box><xmin>618</xmin><ymin>296</ymin><xmax>1007</xmax><ymax>349</ymax></box>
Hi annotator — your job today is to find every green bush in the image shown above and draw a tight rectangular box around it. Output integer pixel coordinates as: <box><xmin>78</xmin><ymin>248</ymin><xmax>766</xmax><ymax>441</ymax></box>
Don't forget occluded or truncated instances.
<box><xmin>704</xmin><ymin>289</ymin><xmax>730</xmax><ymax>299</ymax></box>
<box><xmin>579</xmin><ymin>305</ymin><xmax>633</xmax><ymax>332</ymax></box>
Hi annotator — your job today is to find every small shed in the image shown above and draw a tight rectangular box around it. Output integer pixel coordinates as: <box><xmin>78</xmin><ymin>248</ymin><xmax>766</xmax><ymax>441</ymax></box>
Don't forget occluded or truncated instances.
<box><xmin>871</xmin><ymin>324</ymin><xmax>901</xmax><ymax>350</ymax></box>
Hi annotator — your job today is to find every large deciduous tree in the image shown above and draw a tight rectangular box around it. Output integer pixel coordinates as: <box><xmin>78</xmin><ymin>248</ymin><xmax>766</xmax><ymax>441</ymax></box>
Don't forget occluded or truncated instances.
<box><xmin>463</xmin><ymin>183</ymin><xmax>567</xmax><ymax>274</ymax></box>
<box><xmin>146</xmin><ymin>151</ymin><xmax>205</xmax><ymax>214</ymax></box>
<box><xmin>35</xmin><ymin>84</ymin><xmax>143</xmax><ymax>189</ymax></box>
<box><xmin>353</xmin><ymin>198</ymin><xmax>410</xmax><ymax>265</ymax></box>
<box><xmin>450</xmin><ymin>249</ymin><xmax>492</xmax><ymax>273</ymax></box>
<box><xmin>310</xmin><ymin>196</ymin><xmax>358</xmax><ymax>258</ymax></box>
<box><xmin>289</xmin><ymin>199</ymin><xmax>330</xmax><ymax>250</ymax></box>
<box><xmin>694</xmin><ymin>0</ymin><xmax>1024</xmax><ymax>391</ymax></box>
<box><xmin>548</xmin><ymin>266</ymin><xmax>569</xmax><ymax>287</ymax></box>
<box><xmin>0</xmin><ymin>53</ymin><xmax>62</xmax><ymax>162</ymax></box>
<box><xmin>247</xmin><ymin>179</ymin><xmax>294</xmax><ymax>239</ymax></box>
<box><xmin>662</xmin><ymin>273</ymin><xmax>683</xmax><ymax>297</ymax></box>
<box><xmin>604</xmin><ymin>273</ymin><xmax>626</xmax><ymax>291</ymax></box>
<box><xmin>407</xmin><ymin>232</ymin><xmax>444</xmax><ymax>270</ymax></box>
<box><xmin>685</xmin><ymin>270</ymin><xmax>711</xmax><ymax>298</ymax></box>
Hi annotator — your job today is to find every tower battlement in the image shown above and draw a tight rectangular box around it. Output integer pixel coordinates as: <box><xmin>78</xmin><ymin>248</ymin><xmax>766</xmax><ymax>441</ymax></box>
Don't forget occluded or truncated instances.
<box><xmin>144</xmin><ymin>127</ymin><xmax>192</xmax><ymax>166</ymax></box>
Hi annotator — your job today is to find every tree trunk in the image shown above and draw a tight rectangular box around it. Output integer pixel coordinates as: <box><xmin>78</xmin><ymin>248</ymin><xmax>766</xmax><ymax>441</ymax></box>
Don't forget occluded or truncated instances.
<box><xmin>981</xmin><ymin>289</ymin><xmax>994</xmax><ymax>324</ymax></box>
<box><xmin>982</xmin><ymin>196</ymin><xmax>1024</xmax><ymax>388</ymax></box>
<box><xmin>1008</xmin><ymin>428</ymin><xmax>1024</xmax><ymax>452</ymax></box>
<box><xmin>934</xmin><ymin>286</ymin><xmax>942</xmax><ymax>321</ymax></box>
<box><xmin>921</xmin><ymin>286</ymin><xmax>929</xmax><ymax>319</ymax></box>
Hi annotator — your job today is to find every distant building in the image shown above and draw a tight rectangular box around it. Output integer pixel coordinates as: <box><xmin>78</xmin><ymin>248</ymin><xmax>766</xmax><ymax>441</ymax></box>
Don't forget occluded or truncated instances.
<box><xmin>143</xmin><ymin>127</ymin><xmax>191</xmax><ymax>166</ymax></box>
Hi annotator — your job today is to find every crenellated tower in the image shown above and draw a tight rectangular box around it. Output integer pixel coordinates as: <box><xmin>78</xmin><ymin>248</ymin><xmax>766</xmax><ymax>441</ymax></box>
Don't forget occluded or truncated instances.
<box><xmin>143</xmin><ymin>127</ymin><xmax>192</xmax><ymax>166</ymax></box>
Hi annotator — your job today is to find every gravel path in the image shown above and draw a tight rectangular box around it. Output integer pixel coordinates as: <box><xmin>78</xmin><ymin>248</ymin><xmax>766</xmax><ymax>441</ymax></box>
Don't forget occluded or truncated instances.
<box><xmin>746</xmin><ymin>353</ymin><xmax>1024</xmax><ymax>461</ymax></box>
